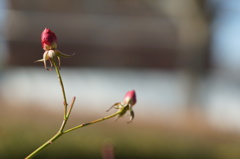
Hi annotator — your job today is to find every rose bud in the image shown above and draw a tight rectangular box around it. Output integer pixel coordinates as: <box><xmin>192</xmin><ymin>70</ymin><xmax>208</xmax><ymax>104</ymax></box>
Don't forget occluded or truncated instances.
<box><xmin>41</xmin><ymin>28</ymin><xmax>57</xmax><ymax>51</ymax></box>
<box><xmin>107</xmin><ymin>90</ymin><xmax>137</xmax><ymax>123</ymax></box>
<box><xmin>122</xmin><ymin>90</ymin><xmax>136</xmax><ymax>106</ymax></box>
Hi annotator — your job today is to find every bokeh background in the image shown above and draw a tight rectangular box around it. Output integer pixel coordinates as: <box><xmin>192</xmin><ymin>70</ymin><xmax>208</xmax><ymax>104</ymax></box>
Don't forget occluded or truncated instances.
<box><xmin>1</xmin><ymin>0</ymin><xmax>240</xmax><ymax>158</ymax></box>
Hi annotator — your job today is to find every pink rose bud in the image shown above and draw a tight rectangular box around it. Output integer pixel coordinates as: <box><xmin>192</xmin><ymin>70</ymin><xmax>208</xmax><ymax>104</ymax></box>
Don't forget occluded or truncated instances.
<box><xmin>123</xmin><ymin>90</ymin><xmax>136</xmax><ymax>106</ymax></box>
<box><xmin>41</xmin><ymin>28</ymin><xmax>57</xmax><ymax>51</ymax></box>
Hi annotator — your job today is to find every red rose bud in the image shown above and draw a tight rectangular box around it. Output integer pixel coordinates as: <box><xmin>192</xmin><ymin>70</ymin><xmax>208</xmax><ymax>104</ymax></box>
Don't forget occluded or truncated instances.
<box><xmin>41</xmin><ymin>28</ymin><xmax>57</xmax><ymax>51</ymax></box>
<box><xmin>36</xmin><ymin>28</ymin><xmax>74</xmax><ymax>70</ymax></box>
<box><xmin>123</xmin><ymin>90</ymin><xmax>136</xmax><ymax>106</ymax></box>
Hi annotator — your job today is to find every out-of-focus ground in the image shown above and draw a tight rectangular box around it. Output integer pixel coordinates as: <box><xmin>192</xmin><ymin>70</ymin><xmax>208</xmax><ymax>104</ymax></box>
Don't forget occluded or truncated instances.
<box><xmin>1</xmin><ymin>0</ymin><xmax>240</xmax><ymax>159</ymax></box>
<box><xmin>2</xmin><ymin>101</ymin><xmax>240</xmax><ymax>159</ymax></box>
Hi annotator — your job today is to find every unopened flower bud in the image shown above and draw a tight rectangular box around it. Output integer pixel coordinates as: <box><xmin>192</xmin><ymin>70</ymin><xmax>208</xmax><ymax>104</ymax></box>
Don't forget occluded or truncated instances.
<box><xmin>107</xmin><ymin>90</ymin><xmax>137</xmax><ymax>123</ymax></box>
<box><xmin>36</xmin><ymin>28</ymin><xmax>74</xmax><ymax>70</ymax></box>
<box><xmin>41</xmin><ymin>28</ymin><xmax>57</xmax><ymax>51</ymax></box>
<box><xmin>123</xmin><ymin>90</ymin><xmax>136</xmax><ymax>106</ymax></box>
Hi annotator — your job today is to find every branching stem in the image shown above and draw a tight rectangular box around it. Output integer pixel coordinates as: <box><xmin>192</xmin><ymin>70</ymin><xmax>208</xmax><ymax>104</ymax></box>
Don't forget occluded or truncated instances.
<box><xmin>25</xmin><ymin>60</ymin><xmax>122</xmax><ymax>159</ymax></box>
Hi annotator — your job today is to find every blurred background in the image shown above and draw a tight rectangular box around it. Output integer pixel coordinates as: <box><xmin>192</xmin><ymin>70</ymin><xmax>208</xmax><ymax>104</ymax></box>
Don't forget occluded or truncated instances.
<box><xmin>1</xmin><ymin>0</ymin><xmax>240</xmax><ymax>158</ymax></box>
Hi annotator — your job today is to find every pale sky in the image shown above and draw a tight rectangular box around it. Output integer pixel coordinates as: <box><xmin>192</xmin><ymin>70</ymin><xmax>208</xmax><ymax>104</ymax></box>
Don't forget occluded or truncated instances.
<box><xmin>210</xmin><ymin>0</ymin><xmax>240</xmax><ymax>70</ymax></box>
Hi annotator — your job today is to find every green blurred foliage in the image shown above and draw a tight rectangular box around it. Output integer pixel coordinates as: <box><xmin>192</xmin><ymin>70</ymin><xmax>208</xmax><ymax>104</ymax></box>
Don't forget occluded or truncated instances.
<box><xmin>1</xmin><ymin>107</ymin><xmax>240</xmax><ymax>159</ymax></box>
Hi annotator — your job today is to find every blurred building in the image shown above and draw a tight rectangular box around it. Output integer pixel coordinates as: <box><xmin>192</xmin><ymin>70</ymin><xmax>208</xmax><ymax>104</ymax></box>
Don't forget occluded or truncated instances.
<box><xmin>6</xmin><ymin>0</ymin><xmax>210</xmax><ymax>70</ymax></box>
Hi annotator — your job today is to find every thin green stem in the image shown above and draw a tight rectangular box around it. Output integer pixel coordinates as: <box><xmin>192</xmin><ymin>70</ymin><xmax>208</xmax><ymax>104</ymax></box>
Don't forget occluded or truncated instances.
<box><xmin>64</xmin><ymin>110</ymin><xmax>121</xmax><ymax>134</ymax></box>
<box><xmin>52</xmin><ymin>60</ymin><xmax>68</xmax><ymax>118</ymax></box>
<box><xmin>66</xmin><ymin>96</ymin><xmax>76</xmax><ymax>118</ymax></box>
<box><xmin>25</xmin><ymin>132</ymin><xmax>62</xmax><ymax>159</ymax></box>
<box><xmin>58</xmin><ymin>96</ymin><xmax>76</xmax><ymax>131</ymax></box>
